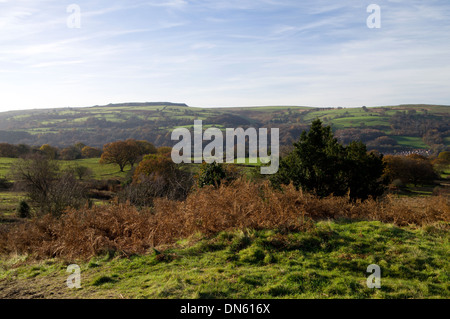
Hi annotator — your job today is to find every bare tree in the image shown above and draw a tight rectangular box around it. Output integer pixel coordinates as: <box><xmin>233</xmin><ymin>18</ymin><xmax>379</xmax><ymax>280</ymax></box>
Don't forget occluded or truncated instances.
<box><xmin>10</xmin><ymin>154</ymin><xmax>88</xmax><ymax>217</ymax></box>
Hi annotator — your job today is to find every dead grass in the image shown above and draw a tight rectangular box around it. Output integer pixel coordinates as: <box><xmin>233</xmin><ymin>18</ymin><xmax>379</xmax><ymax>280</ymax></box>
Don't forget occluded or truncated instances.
<box><xmin>0</xmin><ymin>179</ymin><xmax>448</xmax><ymax>260</ymax></box>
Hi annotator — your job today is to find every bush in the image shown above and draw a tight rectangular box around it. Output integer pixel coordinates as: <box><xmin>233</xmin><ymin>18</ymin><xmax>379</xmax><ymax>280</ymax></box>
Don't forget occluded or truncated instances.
<box><xmin>10</xmin><ymin>154</ymin><xmax>88</xmax><ymax>217</ymax></box>
<box><xmin>196</xmin><ymin>162</ymin><xmax>241</xmax><ymax>188</ymax></box>
<box><xmin>383</xmin><ymin>155</ymin><xmax>438</xmax><ymax>186</ymax></box>
<box><xmin>0</xmin><ymin>177</ymin><xmax>12</xmax><ymax>190</ymax></box>
<box><xmin>119</xmin><ymin>154</ymin><xmax>193</xmax><ymax>206</ymax></box>
<box><xmin>1</xmin><ymin>179</ymin><xmax>448</xmax><ymax>260</ymax></box>
<box><xmin>17</xmin><ymin>200</ymin><xmax>31</xmax><ymax>218</ymax></box>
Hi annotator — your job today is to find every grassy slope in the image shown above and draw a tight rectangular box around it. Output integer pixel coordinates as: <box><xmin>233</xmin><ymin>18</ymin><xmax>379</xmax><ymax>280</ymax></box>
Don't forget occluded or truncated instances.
<box><xmin>0</xmin><ymin>220</ymin><xmax>448</xmax><ymax>299</ymax></box>
<box><xmin>1</xmin><ymin>104</ymin><xmax>448</xmax><ymax>149</ymax></box>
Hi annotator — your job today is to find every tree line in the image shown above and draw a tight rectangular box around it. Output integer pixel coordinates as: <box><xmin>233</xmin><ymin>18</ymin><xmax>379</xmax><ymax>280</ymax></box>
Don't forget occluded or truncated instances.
<box><xmin>5</xmin><ymin>120</ymin><xmax>449</xmax><ymax>219</ymax></box>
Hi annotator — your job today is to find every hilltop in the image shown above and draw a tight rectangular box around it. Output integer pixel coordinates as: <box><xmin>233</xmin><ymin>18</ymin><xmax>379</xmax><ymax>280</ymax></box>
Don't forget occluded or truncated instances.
<box><xmin>0</xmin><ymin>103</ymin><xmax>448</xmax><ymax>154</ymax></box>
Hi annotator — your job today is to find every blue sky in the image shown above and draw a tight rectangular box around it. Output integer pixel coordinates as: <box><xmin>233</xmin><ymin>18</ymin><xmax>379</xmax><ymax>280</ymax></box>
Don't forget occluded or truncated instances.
<box><xmin>0</xmin><ymin>0</ymin><xmax>449</xmax><ymax>111</ymax></box>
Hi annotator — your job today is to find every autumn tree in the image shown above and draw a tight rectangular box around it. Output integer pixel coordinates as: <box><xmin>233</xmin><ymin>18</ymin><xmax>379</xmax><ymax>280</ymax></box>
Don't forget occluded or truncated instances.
<box><xmin>100</xmin><ymin>140</ymin><xmax>157</xmax><ymax>171</ymax></box>
<box><xmin>81</xmin><ymin>146</ymin><xmax>102</xmax><ymax>158</ymax></box>
<box><xmin>39</xmin><ymin>144</ymin><xmax>58</xmax><ymax>160</ymax></box>
<box><xmin>59</xmin><ymin>146</ymin><xmax>82</xmax><ymax>160</ymax></box>
<box><xmin>383</xmin><ymin>155</ymin><xmax>438</xmax><ymax>186</ymax></box>
<box><xmin>156</xmin><ymin>146</ymin><xmax>172</xmax><ymax>157</ymax></box>
<box><xmin>100</xmin><ymin>141</ymin><xmax>130</xmax><ymax>172</ymax></box>
<box><xmin>119</xmin><ymin>154</ymin><xmax>193</xmax><ymax>206</ymax></box>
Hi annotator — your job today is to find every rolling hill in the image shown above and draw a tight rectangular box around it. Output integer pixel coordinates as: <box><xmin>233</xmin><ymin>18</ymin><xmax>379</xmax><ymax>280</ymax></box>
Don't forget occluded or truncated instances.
<box><xmin>0</xmin><ymin>103</ymin><xmax>448</xmax><ymax>154</ymax></box>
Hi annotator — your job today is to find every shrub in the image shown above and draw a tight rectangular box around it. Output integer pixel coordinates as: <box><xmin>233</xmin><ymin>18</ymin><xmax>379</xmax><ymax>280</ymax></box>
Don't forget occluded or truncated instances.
<box><xmin>0</xmin><ymin>177</ymin><xmax>12</xmax><ymax>190</ymax></box>
<box><xmin>0</xmin><ymin>179</ymin><xmax>448</xmax><ymax>260</ymax></box>
<box><xmin>17</xmin><ymin>200</ymin><xmax>31</xmax><ymax>219</ymax></box>
<box><xmin>196</xmin><ymin>162</ymin><xmax>241</xmax><ymax>188</ymax></box>
<box><xmin>383</xmin><ymin>155</ymin><xmax>438</xmax><ymax>186</ymax></box>
<box><xmin>119</xmin><ymin>154</ymin><xmax>193</xmax><ymax>206</ymax></box>
<box><xmin>10</xmin><ymin>154</ymin><xmax>88</xmax><ymax>217</ymax></box>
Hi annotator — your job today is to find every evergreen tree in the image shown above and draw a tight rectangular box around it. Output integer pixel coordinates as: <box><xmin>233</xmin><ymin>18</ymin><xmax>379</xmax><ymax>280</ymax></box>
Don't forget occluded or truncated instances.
<box><xmin>271</xmin><ymin>119</ymin><xmax>386</xmax><ymax>200</ymax></box>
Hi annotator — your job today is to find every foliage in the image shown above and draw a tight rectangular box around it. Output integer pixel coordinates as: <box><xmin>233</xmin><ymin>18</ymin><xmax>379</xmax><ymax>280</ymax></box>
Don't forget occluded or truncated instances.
<box><xmin>196</xmin><ymin>162</ymin><xmax>227</xmax><ymax>188</ymax></box>
<box><xmin>119</xmin><ymin>154</ymin><xmax>193</xmax><ymax>206</ymax></box>
<box><xmin>271</xmin><ymin>119</ymin><xmax>386</xmax><ymax>200</ymax></box>
<box><xmin>438</xmin><ymin>151</ymin><xmax>450</xmax><ymax>163</ymax></box>
<box><xmin>59</xmin><ymin>146</ymin><xmax>82</xmax><ymax>160</ymax></box>
<box><xmin>196</xmin><ymin>162</ymin><xmax>242</xmax><ymax>188</ymax></box>
<box><xmin>17</xmin><ymin>200</ymin><xmax>30</xmax><ymax>219</ymax></box>
<box><xmin>1</xmin><ymin>179</ymin><xmax>448</xmax><ymax>260</ymax></box>
<box><xmin>100</xmin><ymin>141</ymin><xmax>132</xmax><ymax>172</ymax></box>
<box><xmin>66</xmin><ymin>164</ymin><xmax>93</xmax><ymax>180</ymax></box>
<box><xmin>100</xmin><ymin>139</ymin><xmax>157</xmax><ymax>172</ymax></box>
<box><xmin>383</xmin><ymin>155</ymin><xmax>438</xmax><ymax>186</ymax></box>
<box><xmin>81</xmin><ymin>146</ymin><xmax>102</xmax><ymax>158</ymax></box>
<box><xmin>39</xmin><ymin>144</ymin><xmax>58</xmax><ymax>160</ymax></box>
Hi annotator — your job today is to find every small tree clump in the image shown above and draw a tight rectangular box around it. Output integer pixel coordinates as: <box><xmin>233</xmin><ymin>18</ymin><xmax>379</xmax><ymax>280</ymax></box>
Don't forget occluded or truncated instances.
<box><xmin>17</xmin><ymin>200</ymin><xmax>31</xmax><ymax>218</ymax></box>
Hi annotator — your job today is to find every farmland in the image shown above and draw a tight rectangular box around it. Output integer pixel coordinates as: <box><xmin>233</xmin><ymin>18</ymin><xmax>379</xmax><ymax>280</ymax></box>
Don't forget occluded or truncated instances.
<box><xmin>0</xmin><ymin>103</ymin><xmax>448</xmax><ymax>153</ymax></box>
<box><xmin>0</xmin><ymin>104</ymin><xmax>448</xmax><ymax>300</ymax></box>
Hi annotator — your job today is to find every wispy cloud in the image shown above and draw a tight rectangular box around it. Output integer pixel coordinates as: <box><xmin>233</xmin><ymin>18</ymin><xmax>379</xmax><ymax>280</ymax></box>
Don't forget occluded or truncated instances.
<box><xmin>0</xmin><ymin>0</ymin><xmax>449</xmax><ymax>111</ymax></box>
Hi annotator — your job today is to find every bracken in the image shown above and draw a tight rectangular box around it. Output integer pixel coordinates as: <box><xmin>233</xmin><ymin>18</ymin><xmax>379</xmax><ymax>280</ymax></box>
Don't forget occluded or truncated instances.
<box><xmin>0</xmin><ymin>179</ymin><xmax>448</xmax><ymax>260</ymax></box>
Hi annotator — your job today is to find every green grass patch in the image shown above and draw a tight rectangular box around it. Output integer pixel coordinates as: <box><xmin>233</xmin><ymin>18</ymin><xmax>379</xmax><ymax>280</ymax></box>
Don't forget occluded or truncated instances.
<box><xmin>391</xmin><ymin>136</ymin><xmax>429</xmax><ymax>149</ymax></box>
<box><xmin>1</xmin><ymin>220</ymin><xmax>448</xmax><ymax>299</ymax></box>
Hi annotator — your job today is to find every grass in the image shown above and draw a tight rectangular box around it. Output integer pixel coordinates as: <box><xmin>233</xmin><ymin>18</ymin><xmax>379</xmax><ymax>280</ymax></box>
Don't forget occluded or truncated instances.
<box><xmin>0</xmin><ymin>220</ymin><xmax>448</xmax><ymax>299</ymax></box>
<box><xmin>0</xmin><ymin>158</ymin><xmax>16</xmax><ymax>179</ymax></box>
<box><xmin>391</xmin><ymin>136</ymin><xmax>429</xmax><ymax>149</ymax></box>
<box><xmin>0</xmin><ymin>191</ymin><xmax>25</xmax><ymax>218</ymax></box>
<box><xmin>0</xmin><ymin>157</ymin><xmax>131</xmax><ymax>181</ymax></box>
<box><xmin>60</xmin><ymin>158</ymin><xmax>131</xmax><ymax>180</ymax></box>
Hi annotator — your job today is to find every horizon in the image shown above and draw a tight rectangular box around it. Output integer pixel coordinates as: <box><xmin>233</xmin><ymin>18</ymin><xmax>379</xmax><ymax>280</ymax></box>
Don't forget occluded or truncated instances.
<box><xmin>1</xmin><ymin>0</ymin><xmax>450</xmax><ymax>112</ymax></box>
<box><xmin>1</xmin><ymin>101</ymin><xmax>449</xmax><ymax>114</ymax></box>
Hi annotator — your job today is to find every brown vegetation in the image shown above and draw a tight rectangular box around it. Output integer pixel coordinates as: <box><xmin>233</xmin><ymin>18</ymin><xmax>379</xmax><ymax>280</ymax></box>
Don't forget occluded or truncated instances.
<box><xmin>1</xmin><ymin>179</ymin><xmax>448</xmax><ymax>260</ymax></box>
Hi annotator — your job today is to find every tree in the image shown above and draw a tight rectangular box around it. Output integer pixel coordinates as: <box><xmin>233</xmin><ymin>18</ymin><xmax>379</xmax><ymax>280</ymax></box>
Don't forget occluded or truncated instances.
<box><xmin>438</xmin><ymin>151</ymin><xmax>450</xmax><ymax>163</ymax></box>
<box><xmin>383</xmin><ymin>155</ymin><xmax>438</xmax><ymax>186</ymax></box>
<box><xmin>39</xmin><ymin>144</ymin><xmax>58</xmax><ymax>160</ymax></box>
<box><xmin>81</xmin><ymin>146</ymin><xmax>102</xmax><ymax>158</ymax></box>
<box><xmin>120</xmin><ymin>154</ymin><xmax>193</xmax><ymax>206</ymax></box>
<box><xmin>343</xmin><ymin>142</ymin><xmax>386</xmax><ymax>199</ymax></box>
<box><xmin>100</xmin><ymin>141</ymin><xmax>132</xmax><ymax>172</ymax></box>
<box><xmin>271</xmin><ymin>119</ymin><xmax>386</xmax><ymax>200</ymax></box>
<box><xmin>157</xmin><ymin>146</ymin><xmax>172</xmax><ymax>157</ymax></box>
<box><xmin>197</xmin><ymin>162</ymin><xmax>227</xmax><ymax>188</ymax></box>
<box><xmin>135</xmin><ymin>140</ymin><xmax>157</xmax><ymax>156</ymax></box>
<box><xmin>100</xmin><ymin>140</ymin><xmax>157</xmax><ymax>171</ymax></box>
<box><xmin>10</xmin><ymin>154</ymin><xmax>87</xmax><ymax>217</ymax></box>
<box><xmin>0</xmin><ymin>143</ymin><xmax>19</xmax><ymax>158</ymax></box>
<box><xmin>67</xmin><ymin>164</ymin><xmax>93</xmax><ymax>180</ymax></box>
<box><xmin>59</xmin><ymin>146</ymin><xmax>82</xmax><ymax>160</ymax></box>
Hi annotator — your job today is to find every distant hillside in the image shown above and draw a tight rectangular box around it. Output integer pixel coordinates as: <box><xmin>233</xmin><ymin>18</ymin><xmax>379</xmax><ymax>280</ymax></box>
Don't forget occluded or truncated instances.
<box><xmin>98</xmin><ymin>102</ymin><xmax>188</xmax><ymax>108</ymax></box>
<box><xmin>0</xmin><ymin>103</ymin><xmax>448</xmax><ymax>155</ymax></box>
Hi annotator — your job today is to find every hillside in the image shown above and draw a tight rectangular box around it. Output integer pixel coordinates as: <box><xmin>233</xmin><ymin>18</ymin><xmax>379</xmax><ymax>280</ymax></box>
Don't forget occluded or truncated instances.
<box><xmin>1</xmin><ymin>220</ymin><xmax>448</xmax><ymax>299</ymax></box>
<box><xmin>0</xmin><ymin>103</ymin><xmax>448</xmax><ymax>154</ymax></box>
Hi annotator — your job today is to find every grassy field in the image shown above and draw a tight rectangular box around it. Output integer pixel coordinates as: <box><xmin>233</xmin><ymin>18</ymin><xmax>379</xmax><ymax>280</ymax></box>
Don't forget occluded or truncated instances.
<box><xmin>391</xmin><ymin>136</ymin><xmax>429</xmax><ymax>149</ymax></box>
<box><xmin>59</xmin><ymin>158</ymin><xmax>131</xmax><ymax>180</ymax></box>
<box><xmin>0</xmin><ymin>220</ymin><xmax>448</xmax><ymax>299</ymax></box>
<box><xmin>0</xmin><ymin>157</ymin><xmax>130</xmax><ymax>181</ymax></box>
<box><xmin>1</xmin><ymin>104</ymin><xmax>448</xmax><ymax>151</ymax></box>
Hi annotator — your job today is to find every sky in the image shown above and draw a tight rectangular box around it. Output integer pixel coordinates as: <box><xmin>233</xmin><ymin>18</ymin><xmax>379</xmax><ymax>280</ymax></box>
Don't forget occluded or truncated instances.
<box><xmin>0</xmin><ymin>0</ymin><xmax>449</xmax><ymax>112</ymax></box>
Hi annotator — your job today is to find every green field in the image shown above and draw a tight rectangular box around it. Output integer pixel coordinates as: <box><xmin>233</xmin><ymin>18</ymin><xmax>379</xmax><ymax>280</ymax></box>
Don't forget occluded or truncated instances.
<box><xmin>0</xmin><ymin>220</ymin><xmax>448</xmax><ymax>299</ymax></box>
<box><xmin>0</xmin><ymin>104</ymin><xmax>447</xmax><ymax>151</ymax></box>
<box><xmin>0</xmin><ymin>158</ymin><xmax>16</xmax><ymax>178</ymax></box>
<box><xmin>0</xmin><ymin>157</ymin><xmax>130</xmax><ymax>181</ymax></box>
<box><xmin>391</xmin><ymin>136</ymin><xmax>429</xmax><ymax>149</ymax></box>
